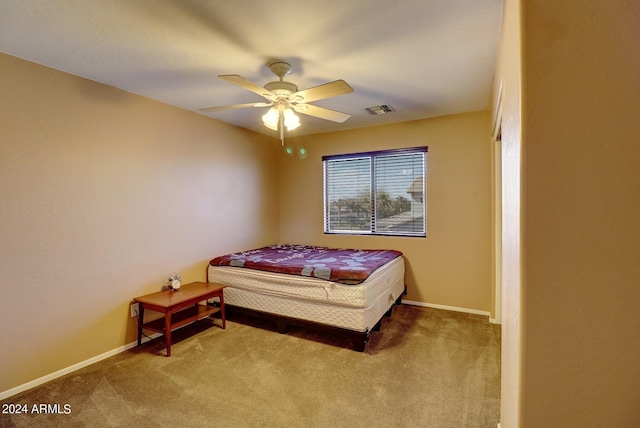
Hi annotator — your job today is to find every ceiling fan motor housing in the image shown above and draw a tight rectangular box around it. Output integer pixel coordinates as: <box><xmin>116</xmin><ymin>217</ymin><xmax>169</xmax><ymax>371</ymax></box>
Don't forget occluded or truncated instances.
<box><xmin>264</xmin><ymin>80</ymin><xmax>298</xmax><ymax>97</ymax></box>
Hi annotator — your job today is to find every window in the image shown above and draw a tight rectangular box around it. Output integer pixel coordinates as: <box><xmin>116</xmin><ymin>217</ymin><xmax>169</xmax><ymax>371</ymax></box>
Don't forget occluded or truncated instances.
<box><xmin>323</xmin><ymin>146</ymin><xmax>427</xmax><ymax>237</ymax></box>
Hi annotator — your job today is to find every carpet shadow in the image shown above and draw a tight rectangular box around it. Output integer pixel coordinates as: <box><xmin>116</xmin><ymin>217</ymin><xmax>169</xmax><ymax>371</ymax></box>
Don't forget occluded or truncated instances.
<box><xmin>222</xmin><ymin>304</ymin><xmax>417</xmax><ymax>354</ymax></box>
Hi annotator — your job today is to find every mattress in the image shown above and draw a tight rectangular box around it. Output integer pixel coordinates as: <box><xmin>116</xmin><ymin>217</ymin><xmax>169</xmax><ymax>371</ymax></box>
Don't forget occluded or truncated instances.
<box><xmin>207</xmin><ymin>256</ymin><xmax>404</xmax><ymax>309</ymax></box>
<box><xmin>209</xmin><ymin>243</ymin><xmax>403</xmax><ymax>285</ymax></box>
<box><xmin>208</xmin><ymin>257</ymin><xmax>405</xmax><ymax>332</ymax></box>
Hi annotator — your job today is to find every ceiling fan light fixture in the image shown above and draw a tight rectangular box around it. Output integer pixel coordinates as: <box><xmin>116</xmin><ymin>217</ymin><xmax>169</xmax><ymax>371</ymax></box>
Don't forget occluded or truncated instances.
<box><xmin>283</xmin><ymin>108</ymin><xmax>300</xmax><ymax>131</ymax></box>
<box><xmin>262</xmin><ymin>107</ymin><xmax>280</xmax><ymax>131</ymax></box>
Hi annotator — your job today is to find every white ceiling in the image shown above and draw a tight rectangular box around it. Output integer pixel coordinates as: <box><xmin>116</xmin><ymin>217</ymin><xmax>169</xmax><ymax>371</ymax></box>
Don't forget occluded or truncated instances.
<box><xmin>0</xmin><ymin>0</ymin><xmax>503</xmax><ymax>137</ymax></box>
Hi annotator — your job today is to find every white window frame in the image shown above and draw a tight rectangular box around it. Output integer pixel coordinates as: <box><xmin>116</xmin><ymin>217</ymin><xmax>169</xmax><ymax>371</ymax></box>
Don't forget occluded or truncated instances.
<box><xmin>323</xmin><ymin>146</ymin><xmax>427</xmax><ymax>237</ymax></box>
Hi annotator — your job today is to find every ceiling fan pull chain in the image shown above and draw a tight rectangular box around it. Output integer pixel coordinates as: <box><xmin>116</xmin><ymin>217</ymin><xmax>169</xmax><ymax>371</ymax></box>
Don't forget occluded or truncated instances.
<box><xmin>280</xmin><ymin>115</ymin><xmax>285</xmax><ymax>145</ymax></box>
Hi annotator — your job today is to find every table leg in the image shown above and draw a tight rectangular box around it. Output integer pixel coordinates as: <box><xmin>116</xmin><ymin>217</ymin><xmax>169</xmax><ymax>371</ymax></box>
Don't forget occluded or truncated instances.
<box><xmin>219</xmin><ymin>292</ymin><xmax>226</xmax><ymax>329</ymax></box>
<box><xmin>165</xmin><ymin>311</ymin><xmax>172</xmax><ymax>357</ymax></box>
<box><xmin>137</xmin><ymin>306</ymin><xmax>145</xmax><ymax>346</ymax></box>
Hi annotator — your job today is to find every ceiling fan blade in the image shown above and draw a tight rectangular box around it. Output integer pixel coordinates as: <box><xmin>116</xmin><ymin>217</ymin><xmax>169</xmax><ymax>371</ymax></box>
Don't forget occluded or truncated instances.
<box><xmin>199</xmin><ymin>102</ymin><xmax>272</xmax><ymax>113</ymax></box>
<box><xmin>294</xmin><ymin>104</ymin><xmax>351</xmax><ymax>123</ymax></box>
<box><xmin>291</xmin><ymin>80</ymin><xmax>353</xmax><ymax>103</ymax></box>
<box><xmin>219</xmin><ymin>74</ymin><xmax>276</xmax><ymax>101</ymax></box>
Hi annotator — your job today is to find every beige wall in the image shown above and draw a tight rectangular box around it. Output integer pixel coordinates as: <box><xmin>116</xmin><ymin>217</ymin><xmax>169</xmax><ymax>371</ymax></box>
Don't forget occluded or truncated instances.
<box><xmin>277</xmin><ymin>111</ymin><xmax>493</xmax><ymax>313</ymax></box>
<box><xmin>0</xmin><ymin>53</ymin><xmax>280</xmax><ymax>394</ymax></box>
<box><xmin>497</xmin><ymin>0</ymin><xmax>640</xmax><ymax>426</ymax></box>
<box><xmin>521</xmin><ymin>0</ymin><xmax>640</xmax><ymax>426</ymax></box>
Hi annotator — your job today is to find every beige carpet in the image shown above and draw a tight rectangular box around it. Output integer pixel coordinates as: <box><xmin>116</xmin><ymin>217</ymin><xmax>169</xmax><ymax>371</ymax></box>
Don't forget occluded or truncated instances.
<box><xmin>1</xmin><ymin>304</ymin><xmax>501</xmax><ymax>428</ymax></box>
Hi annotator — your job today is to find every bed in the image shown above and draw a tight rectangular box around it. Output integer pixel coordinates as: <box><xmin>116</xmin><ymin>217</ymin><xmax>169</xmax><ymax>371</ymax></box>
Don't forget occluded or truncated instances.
<box><xmin>207</xmin><ymin>244</ymin><xmax>406</xmax><ymax>351</ymax></box>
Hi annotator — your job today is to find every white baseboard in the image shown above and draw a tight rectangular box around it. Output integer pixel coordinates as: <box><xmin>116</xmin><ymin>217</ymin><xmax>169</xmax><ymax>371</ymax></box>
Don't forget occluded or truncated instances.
<box><xmin>0</xmin><ymin>333</ymin><xmax>161</xmax><ymax>401</ymax></box>
<box><xmin>402</xmin><ymin>299</ymin><xmax>491</xmax><ymax>318</ymax></box>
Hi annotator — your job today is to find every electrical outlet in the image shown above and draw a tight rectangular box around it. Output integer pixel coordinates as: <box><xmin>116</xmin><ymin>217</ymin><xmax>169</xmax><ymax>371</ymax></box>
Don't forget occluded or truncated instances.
<box><xmin>130</xmin><ymin>303</ymin><xmax>139</xmax><ymax>318</ymax></box>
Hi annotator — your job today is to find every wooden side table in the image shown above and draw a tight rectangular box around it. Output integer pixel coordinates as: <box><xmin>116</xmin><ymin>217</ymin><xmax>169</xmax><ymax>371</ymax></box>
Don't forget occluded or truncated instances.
<box><xmin>133</xmin><ymin>282</ymin><xmax>226</xmax><ymax>356</ymax></box>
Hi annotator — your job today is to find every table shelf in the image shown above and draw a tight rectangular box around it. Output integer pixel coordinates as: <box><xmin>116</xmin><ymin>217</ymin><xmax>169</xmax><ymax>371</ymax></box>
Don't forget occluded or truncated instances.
<box><xmin>142</xmin><ymin>304</ymin><xmax>221</xmax><ymax>334</ymax></box>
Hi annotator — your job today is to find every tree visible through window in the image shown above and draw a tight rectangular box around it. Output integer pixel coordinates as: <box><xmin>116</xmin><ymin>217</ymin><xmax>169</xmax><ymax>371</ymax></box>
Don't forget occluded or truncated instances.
<box><xmin>323</xmin><ymin>147</ymin><xmax>427</xmax><ymax>237</ymax></box>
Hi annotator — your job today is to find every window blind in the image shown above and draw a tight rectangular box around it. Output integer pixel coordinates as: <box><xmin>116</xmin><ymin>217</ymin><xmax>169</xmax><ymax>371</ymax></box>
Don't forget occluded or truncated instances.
<box><xmin>323</xmin><ymin>147</ymin><xmax>427</xmax><ymax>237</ymax></box>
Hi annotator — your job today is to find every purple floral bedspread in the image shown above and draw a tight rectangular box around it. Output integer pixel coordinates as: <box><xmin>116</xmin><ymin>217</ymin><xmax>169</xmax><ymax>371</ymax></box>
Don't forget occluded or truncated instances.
<box><xmin>209</xmin><ymin>244</ymin><xmax>402</xmax><ymax>285</ymax></box>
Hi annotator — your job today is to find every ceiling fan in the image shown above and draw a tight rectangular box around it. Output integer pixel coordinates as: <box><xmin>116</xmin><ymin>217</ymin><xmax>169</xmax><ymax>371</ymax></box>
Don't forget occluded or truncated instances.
<box><xmin>200</xmin><ymin>61</ymin><xmax>354</xmax><ymax>142</ymax></box>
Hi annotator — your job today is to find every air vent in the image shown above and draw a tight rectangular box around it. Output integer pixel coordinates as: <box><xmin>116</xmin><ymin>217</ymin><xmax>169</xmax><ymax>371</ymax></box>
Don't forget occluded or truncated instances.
<box><xmin>365</xmin><ymin>104</ymin><xmax>396</xmax><ymax>115</ymax></box>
